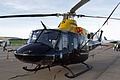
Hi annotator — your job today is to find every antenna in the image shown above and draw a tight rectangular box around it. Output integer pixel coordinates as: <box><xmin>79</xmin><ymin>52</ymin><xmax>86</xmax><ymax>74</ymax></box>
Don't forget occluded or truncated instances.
<box><xmin>40</xmin><ymin>21</ymin><xmax>47</xmax><ymax>29</ymax></box>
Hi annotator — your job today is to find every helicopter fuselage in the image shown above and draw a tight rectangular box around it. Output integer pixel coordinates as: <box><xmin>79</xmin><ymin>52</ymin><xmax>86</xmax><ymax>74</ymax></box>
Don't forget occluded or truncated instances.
<box><xmin>0</xmin><ymin>0</ymin><xmax>119</xmax><ymax>78</ymax></box>
<box><xmin>15</xmin><ymin>29</ymin><xmax>90</xmax><ymax>66</ymax></box>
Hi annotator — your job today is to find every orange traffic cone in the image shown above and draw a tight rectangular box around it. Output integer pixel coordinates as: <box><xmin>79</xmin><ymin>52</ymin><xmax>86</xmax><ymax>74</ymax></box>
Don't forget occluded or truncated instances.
<box><xmin>6</xmin><ymin>52</ymin><xmax>9</xmax><ymax>59</ymax></box>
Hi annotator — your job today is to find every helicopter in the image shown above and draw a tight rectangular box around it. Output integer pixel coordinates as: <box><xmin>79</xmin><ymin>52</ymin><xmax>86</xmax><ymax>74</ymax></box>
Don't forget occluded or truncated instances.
<box><xmin>1</xmin><ymin>0</ymin><xmax>120</xmax><ymax>78</ymax></box>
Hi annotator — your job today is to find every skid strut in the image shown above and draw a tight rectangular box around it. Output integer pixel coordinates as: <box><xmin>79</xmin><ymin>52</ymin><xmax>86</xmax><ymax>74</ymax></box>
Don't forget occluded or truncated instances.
<box><xmin>23</xmin><ymin>65</ymin><xmax>53</xmax><ymax>73</ymax></box>
<box><xmin>62</xmin><ymin>62</ymin><xmax>93</xmax><ymax>78</ymax></box>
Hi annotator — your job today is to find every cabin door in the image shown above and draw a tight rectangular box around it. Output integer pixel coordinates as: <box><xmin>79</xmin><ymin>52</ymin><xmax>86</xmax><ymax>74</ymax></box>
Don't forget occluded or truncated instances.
<box><xmin>68</xmin><ymin>33</ymin><xmax>79</xmax><ymax>63</ymax></box>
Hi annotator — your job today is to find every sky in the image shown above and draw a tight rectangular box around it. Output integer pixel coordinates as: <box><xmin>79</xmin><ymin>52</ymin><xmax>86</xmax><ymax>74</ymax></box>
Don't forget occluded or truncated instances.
<box><xmin>0</xmin><ymin>0</ymin><xmax>120</xmax><ymax>40</ymax></box>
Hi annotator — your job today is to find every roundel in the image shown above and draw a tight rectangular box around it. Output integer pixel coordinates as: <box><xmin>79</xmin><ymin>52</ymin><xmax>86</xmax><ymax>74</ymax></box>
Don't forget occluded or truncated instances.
<box><xmin>76</xmin><ymin>27</ymin><xmax>82</xmax><ymax>34</ymax></box>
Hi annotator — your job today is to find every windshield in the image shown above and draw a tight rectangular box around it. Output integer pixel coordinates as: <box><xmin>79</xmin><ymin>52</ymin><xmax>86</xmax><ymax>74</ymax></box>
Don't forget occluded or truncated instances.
<box><xmin>27</xmin><ymin>29</ymin><xmax>60</xmax><ymax>48</ymax></box>
<box><xmin>27</xmin><ymin>30</ymin><xmax>42</xmax><ymax>43</ymax></box>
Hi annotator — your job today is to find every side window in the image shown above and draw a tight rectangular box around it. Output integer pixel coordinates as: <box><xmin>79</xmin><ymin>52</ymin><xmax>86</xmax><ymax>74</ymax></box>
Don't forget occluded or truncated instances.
<box><xmin>57</xmin><ymin>33</ymin><xmax>68</xmax><ymax>50</ymax></box>
<box><xmin>82</xmin><ymin>37</ymin><xmax>86</xmax><ymax>46</ymax></box>
<box><xmin>79</xmin><ymin>35</ymin><xmax>83</xmax><ymax>45</ymax></box>
<box><xmin>73</xmin><ymin>37</ymin><xmax>78</xmax><ymax>49</ymax></box>
<box><xmin>62</xmin><ymin>35</ymin><xmax>68</xmax><ymax>49</ymax></box>
<box><xmin>57</xmin><ymin>38</ymin><xmax>62</xmax><ymax>50</ymax></box>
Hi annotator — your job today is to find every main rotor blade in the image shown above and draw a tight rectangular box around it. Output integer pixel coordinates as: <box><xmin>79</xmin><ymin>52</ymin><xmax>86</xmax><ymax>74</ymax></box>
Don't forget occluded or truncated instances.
<box><xmin>77</xmin><ymin>14</ymin><xmax>120</xmax><ymax>20</ymax></box>
<box><xmin>0</xmin><ymin>13</ymin><xmax>60</xmax><ymax>18</ymax></box>
<box><xmin>70</xmin><ymin>0</ymin><xmax>90</xmax><ymax>13</ymax></box>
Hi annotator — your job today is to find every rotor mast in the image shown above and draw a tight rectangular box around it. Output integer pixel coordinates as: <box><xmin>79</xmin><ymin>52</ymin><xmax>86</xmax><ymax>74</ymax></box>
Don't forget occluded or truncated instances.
<box><xmin>63</xmin><ymin>0</ymin><xmax>90</xmax><ymax>20</ymax></box>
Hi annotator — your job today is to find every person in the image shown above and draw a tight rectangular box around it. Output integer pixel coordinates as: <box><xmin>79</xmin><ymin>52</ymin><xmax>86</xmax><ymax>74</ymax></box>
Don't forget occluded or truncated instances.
<box><xmin>117</xmin><ymin>44</ymin><xmax>120</xmax><ymax>51</ymax></box>
<box><xmin>3</xmin><ymin>41</ymin><xmax>7</xmax><ymax>51</ymax></box>
<box><xmin>113</xmin><ymin>44</ymin><xmax>116</xmax><ymax>51</ymax></box>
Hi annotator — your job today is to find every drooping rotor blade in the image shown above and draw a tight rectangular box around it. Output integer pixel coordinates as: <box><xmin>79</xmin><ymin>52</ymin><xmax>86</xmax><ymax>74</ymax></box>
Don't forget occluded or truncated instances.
<box><xmin>70</xmin><ymin>0</ymin><xmax>90</xmax><ymax>13</ymax></box>
<box><xmin>101</xmin><ymin>2</ymin><xmax>120</xmax><ymax>27</ymax></box>
<box><xmin>0</xmin><ymin>13</ymin><xmax>62</xmax><ymax>18</ymax></box>
<box><xmin>80</xmin><ymin>2</ymin><xmax>120</xmax><ymax>50</ymax></box>
<box><xmin>76</xmin><ymin>14</ymin><xmax>120</xmax><ymax>20</ymax></box>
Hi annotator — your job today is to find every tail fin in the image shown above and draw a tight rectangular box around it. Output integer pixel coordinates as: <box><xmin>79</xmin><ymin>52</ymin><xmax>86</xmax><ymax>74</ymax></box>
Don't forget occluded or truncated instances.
<box><xmin>104</xmin><ymin>36</ymin><xmax>107</xmax><ymax>40</ymax></box>
<box><xmin>98</xmin><ymin>30</ymin><xmax>103</xmax><ymax>42</ymax></box>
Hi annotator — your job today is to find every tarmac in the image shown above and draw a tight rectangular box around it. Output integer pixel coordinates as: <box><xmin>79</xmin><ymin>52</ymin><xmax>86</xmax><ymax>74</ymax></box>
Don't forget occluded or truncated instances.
<box><xmin>0</xmin><ymin>45</ymin><xmax>120</xmax><ymax>80</ymax></box>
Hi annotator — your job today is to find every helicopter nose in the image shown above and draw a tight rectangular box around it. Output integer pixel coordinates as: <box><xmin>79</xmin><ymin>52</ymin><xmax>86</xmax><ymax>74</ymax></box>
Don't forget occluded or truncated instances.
<box><xmin>14</xmin><ymin>43</ymin><xmax>53</xmax><ymax>64</ymax></box>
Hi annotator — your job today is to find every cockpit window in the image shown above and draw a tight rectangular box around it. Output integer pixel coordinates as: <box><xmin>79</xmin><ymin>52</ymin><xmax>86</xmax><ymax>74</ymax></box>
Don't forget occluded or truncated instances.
<box><xmin>37</xmin><ymin>30</ymin><xmax>59</xmax><ymax>47</ymax></box>
<box><xmin>27</xmin><ymin>30</ymin><xmax>42</xmax><ymax>43</ymax></box>
<box><xmin>27</xmin><ymin>29</ymin><xmax>60</xmax><ymax>48</ymax></box>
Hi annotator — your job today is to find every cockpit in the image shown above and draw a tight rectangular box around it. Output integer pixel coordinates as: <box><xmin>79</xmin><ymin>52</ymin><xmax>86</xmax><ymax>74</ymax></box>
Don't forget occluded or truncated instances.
<box><xmin>27</xmin><ymin>29</ymin><xmax>60</xmax><ymax>48</ymax></box>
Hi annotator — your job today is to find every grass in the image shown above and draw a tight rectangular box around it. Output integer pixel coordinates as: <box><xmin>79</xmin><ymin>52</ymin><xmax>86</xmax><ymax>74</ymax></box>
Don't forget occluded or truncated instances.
<box><xmin>9</xmin><ymin>39</ymin><xmax>28</xmax><ymax>46</ymax></box>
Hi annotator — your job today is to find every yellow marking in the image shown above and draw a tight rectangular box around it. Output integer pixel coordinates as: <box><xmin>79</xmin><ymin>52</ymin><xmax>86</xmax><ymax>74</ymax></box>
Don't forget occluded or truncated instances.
<box><xmin>58</xmin><ymin>19</ymin><xmax>88</xmax><ymax>36</ymax></box>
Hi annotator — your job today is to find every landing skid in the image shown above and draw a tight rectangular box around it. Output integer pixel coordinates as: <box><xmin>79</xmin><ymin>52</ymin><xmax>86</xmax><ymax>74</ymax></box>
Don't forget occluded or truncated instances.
<box><xmin>62</xmin><ymin>62</ymin><xmax>93</xmax><ymax>78</ymax></box>
<box><xmin>22</xmin><ymin>62</ymin><xmax>92</xmax><ymax>78</ymax></box>
<box><xmin>23</xmin><ymin>65</ymin><xmax>52</xmax><ymax>73</ymax></box>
